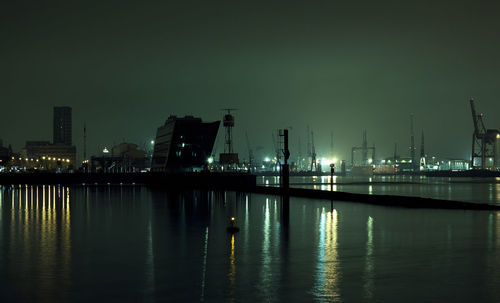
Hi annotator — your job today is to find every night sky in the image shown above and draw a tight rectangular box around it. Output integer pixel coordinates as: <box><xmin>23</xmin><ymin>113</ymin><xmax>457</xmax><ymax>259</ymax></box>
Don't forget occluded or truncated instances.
<box><xmin>2</xmin><ymin>0</ymin><xmax>500</xmax><ymax>163</ymax></box>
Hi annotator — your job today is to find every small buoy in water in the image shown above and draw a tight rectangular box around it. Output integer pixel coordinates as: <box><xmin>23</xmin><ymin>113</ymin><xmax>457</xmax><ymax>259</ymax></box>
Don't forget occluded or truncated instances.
<box><xmin>227</xmin><ymin>217</ymin><xmax>240</xmax><ymax>233</ymax></box>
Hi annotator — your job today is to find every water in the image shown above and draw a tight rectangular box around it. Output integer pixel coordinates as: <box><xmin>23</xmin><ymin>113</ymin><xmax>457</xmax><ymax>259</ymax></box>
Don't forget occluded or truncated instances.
<box><xmin>1</xmin><ymin>184</ymin><xmax>500</xmax><ymax>302</ymax></box>
<box><xmin>259</xmin><ymin>175</ymin><xmax>500</xmax><ymax>205</ymax></box>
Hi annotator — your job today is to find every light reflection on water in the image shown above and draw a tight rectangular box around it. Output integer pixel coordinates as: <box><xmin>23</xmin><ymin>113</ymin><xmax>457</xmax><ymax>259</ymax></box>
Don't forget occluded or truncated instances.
<box><xmin>0</xmin><ymin>185</ymin><xmax>499</xmax><ymax>302</ymax></box>
<box><xmin>258</xmin><ymin>176</ymin><xmax>500</xmax><ymax>205</ymax></box>
<box><xmin>313</xmin><ymin>208</ymin><xmax>340</xmax><ymax>302</ymax></box>
<box><xmin>5</xmin><ymin>185</ymin><xmax>71</xmax><ymax>302</ymax></box>
<box><xmin>258</xmin><ymin>198</ymin><xmax>276</xmax><ymax>300</ymax></box>
<box><xmin>364</xmin><ymin>216</ymin><xmax>374</xmax><ymax>301</ymax></box>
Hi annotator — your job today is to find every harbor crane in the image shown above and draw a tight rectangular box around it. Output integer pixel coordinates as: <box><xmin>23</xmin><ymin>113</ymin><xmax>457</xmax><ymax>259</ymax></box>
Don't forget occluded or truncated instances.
<box><xmin>245</xmin><ymin>131</ymin><xmax>254</xmax><ymax>170</ymax></box>
<box><xmin>470</xmin><ymin>98</ymin><xmax>499</xmax><ymax>170</ymax></box>
<box><xmin>272</xmin><ymin>132</ymin><xmax>280</xmax><ymax>171</ymax></box>
<box><xmin>351</xmin><ymin>130</ymin><xmax>375</xmax><ymax>166</ymax></box>
<box><xmin>310</xmin><ymin>131</ymin><xmax>318</xmax><ymax>172</ymax></box>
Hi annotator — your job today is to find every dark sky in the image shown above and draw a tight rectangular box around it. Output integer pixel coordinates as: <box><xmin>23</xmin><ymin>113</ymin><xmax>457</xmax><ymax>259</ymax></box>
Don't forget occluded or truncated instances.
<box><xmin>1</xmin><ymin>0</ymin><xmax>500</xmax><ymax>163</ymax></box>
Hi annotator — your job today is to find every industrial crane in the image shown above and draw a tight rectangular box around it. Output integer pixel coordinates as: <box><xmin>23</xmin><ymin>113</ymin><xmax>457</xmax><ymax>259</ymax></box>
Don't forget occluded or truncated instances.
<box><xmin>245</xmin><ymin>131</ymin><xmax>254</xmax><ymax>171</ymax></box>
<box><xmin>272</xmin><ymin>132</ymin><xmax>280</xmax><ymax>171</ymax></box>
<box><xmin>351</xmin><ymin>130</ymin><xmax>375</xmax><ymax>166</ymax></box>
<box><xmin>310</xmin><ymin>131</ymin><xmax>318</xmax><ymax>172</ymax></box>
<box><xmin>470</xmin><ymin>98</ymin><xmax>499</xmax><ymax>169</ymax></box>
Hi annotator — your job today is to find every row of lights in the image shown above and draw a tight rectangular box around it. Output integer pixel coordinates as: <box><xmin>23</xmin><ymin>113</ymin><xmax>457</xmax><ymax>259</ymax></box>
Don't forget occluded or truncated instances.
<box><xmin>10</xmin><ymin>156</ymin><xmax>71</xmax><ymax>163</ymax></box>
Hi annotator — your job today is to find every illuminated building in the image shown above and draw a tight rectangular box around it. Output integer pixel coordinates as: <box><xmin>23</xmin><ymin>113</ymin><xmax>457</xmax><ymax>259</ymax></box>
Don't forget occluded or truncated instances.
<box><xmin>152</xmin><ymin>115</ymin><xmax>220</xmax><ymax>172</ymax></box>
<box><xmin>22</xmin><ymin>141</ymin><xmax>76</xmax><ymax>169</ymax></box>
<box><xmin>18</xmin><ymin>107</ymin><xmax>77</xmax><ymax>170</ymax></box>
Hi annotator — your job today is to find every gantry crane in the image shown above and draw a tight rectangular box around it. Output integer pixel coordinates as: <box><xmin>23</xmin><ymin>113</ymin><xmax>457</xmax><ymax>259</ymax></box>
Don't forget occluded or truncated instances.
<box><xmin>351</xmin><ymin>130</ymin><xmax>375</xmax><ymax>166</ymax></box>
<box><xmin>470</xmin><ymin>98</ymin><xmax>499</xmax><ymax>170</ymax></box>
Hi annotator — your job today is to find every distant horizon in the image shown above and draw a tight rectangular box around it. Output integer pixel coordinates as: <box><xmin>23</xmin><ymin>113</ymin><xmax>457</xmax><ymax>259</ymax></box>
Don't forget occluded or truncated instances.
<box><xmin>2</xmin><ymin>105</ymin><xmax>495</xmax><ymax>166</ymax></box>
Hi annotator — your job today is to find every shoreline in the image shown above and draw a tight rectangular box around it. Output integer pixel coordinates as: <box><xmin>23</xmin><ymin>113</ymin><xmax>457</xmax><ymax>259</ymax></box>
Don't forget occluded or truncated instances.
<box><xmin>1</xmin><ymin>172</ymin><xmax>499</xmax><ymax>211</ymax></box>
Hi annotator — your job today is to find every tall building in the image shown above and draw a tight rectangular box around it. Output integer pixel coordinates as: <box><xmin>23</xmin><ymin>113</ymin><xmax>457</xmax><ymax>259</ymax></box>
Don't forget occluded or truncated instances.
<box><xmin>152</xmin><ymin>115</ymin><xmax>220</xmax><ymax>172</ymax></box>
<box><xmin>53</xmin><ymin>107</ymin><xmax>72</xmax><ymax>145</ymax></box>
<box><xmin>19</xmin><ymin>106</ymin><xmax>77</xmax><ymax>171</ymax></box>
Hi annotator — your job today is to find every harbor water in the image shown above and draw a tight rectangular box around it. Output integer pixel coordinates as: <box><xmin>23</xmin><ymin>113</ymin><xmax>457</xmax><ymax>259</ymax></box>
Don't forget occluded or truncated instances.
<box><xmin>259</xmin><ymin>175</ymin><xmax>500</xmax><ymax>206</ymax></box>
<box><xmin>0</xmin><ymin>184</ymin><xmax>499</xmax><ymax>302</ymax></box>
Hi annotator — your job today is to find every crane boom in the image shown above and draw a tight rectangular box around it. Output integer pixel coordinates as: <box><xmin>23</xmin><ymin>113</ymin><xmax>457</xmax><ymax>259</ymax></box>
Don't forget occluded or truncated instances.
<box><xmin>470</xmin><ymin>98</ymin><xmax>486</xmax><ymax>136</ymax></box>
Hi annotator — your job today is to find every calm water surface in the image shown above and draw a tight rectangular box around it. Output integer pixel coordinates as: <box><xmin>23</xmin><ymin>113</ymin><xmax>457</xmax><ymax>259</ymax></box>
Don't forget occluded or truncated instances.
<box><xmin>1</xmin><ymin>185</ymin><xmax>499</xmax><ymax>302</ymax></box>
<box><xmin>259</xmin><ymin>176</ymin><xmax>500</xmax><ymax>205</ymax></box>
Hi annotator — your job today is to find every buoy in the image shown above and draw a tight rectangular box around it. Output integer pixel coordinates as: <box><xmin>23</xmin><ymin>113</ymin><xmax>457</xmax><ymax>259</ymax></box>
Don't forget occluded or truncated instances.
<box><xmin>227</xmin><ymin>217</ymin><xmax>240</xmax><ymax>233</ymax></box>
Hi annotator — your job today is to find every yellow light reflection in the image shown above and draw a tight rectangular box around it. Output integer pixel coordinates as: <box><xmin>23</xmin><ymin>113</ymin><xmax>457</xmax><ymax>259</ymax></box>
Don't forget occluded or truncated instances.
<box><xmin>313</xmin><ymin>208</ymin><xmax>340</xmax><ymax>301</ymax></box>
<box><xmin>228</xmin><ymin>234</ymin><xmax>236</xmax><ymax>299</ymax></box>
<box><xmin>7</xmin><ymin>185</ymin><xmax>72</xmax><ymax>301</ymax></box>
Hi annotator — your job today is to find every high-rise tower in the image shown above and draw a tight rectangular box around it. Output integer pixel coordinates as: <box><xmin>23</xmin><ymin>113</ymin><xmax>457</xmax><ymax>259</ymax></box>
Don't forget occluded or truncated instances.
<box><xmin>53</xmin><ymin>107</ymin><xmax>72</xmax><ymax>145</ymax></box>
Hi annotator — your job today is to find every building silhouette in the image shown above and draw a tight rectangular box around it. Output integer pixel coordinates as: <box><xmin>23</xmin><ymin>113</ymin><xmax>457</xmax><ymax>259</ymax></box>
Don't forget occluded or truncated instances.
<box><xmin>152</xmin><ymin>115</ymin><xmax>220</xmax><ymax>172</ymax></box>
<box><xmin>53</xmin><ymin>106</ymin><xmax>72</xmax><ymax>145</ymax></box>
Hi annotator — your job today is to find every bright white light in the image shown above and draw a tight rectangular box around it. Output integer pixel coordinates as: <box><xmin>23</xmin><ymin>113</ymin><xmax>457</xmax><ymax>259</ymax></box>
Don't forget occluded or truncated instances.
<box><xmin>264</xmin><ymin>157</ymin><xmax>270</xmax><ymax>162</ymax></box>
<box><xmin>103</xmin><ymin>147</ymin><xmax>109</xmax><ymax>153</ymax></box>
<box><xmin>207</xmin><ymin>157</ymin><xmax>214</xmax><ymax>164</ymax></box>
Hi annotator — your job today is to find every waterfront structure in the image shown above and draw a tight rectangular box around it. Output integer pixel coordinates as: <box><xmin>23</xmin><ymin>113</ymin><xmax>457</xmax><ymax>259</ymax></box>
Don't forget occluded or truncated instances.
<box><xmin>152</xmin><ymin>115</ymin><xmax>220</xmax><ymax>172</ymax></box>
<box><xmin>111</xmin><ymin>143</ymin><xmax>146</xmax><ymax>171</ymax></box>
<box><xmin>22</xmin><ymin>141</ymin><xmax>76</xmax><ymax>170</ymax></box>
<box><xmin>90</xmin><ymin>143</ymin><xmax>146</xmax><ymax>172</ymax></box>
<box><xmin>351</xmin><ymin>131</ymin><xmax>375</xmax><ymax>167</ymax></box>
<box><xmin>470</xmin><ymin>98</ymin><xmax>499</xmax><ymax>170</ymax></box>
<box><xmin>53</xmin><ymin>106</ymin><xmax>72</xmax><ymax>145</ymax></box>
<box><xmin>219</xmin><ymin>109</ymin><xmax>239</xmax><ymax>165</ymax></box>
